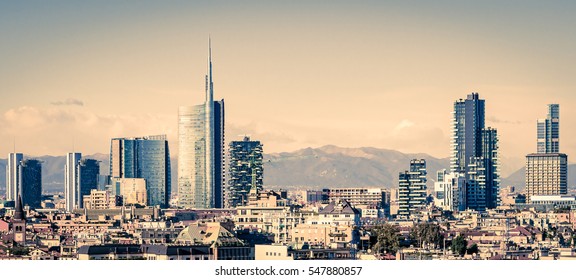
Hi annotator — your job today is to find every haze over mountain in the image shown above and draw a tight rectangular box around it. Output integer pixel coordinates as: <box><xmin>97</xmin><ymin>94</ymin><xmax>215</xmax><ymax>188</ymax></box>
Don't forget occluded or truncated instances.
<box><xmin>0</xmin><ymin>145</ymin><xmax>539</xmax><ymax>196</ymax></box>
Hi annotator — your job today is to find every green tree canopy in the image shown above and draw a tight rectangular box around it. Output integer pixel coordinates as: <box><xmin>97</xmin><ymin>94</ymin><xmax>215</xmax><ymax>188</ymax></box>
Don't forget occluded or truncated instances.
<box><xmin>371</xmin><ymin>223</ymin><xmax>401</xmax><ymax>255</ymax></box>
<box><xmin>410</xmin><ymin>223</ymin><xmax>445</xmax><ymax>249</ymax></box>
<box><xmin>451</xmin><ymin>235</ymin><xmax>467</xmax><ymax>257</ymax></box>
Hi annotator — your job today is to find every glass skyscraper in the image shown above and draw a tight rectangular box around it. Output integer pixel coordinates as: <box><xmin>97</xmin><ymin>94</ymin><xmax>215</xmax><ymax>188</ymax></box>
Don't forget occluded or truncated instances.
<box><xmin>110</xmin><ymin>135</ymin><xmax>171</xmax><ymax>208</ymax></box>
<box><xmin>537</xmin><ymin>104</ymin><xmax>559</xmax><ymax>153</ymax></box>
<box><xmin>178</xmin><ymin>42</ymin><xmax>225</xmax><ymax>209</ymax></box>
<box><xmin>526</xmin><ymin>104</ymin><xmax>566</xmax><ymax>202</ymax></box>
<box><xmin>19</xmin><ymin>159</ymin><xmax>42</xmax><ymax>209</ymax></box>
<box><xmin>6</xmin><ymin>153</ymin><xmax>23</xmax><ymax>202</ymax></box>
<box><xmin>78</xmin><ymin>159</ymin><xmax>100</xmax><ymax>208</ymax></box>
<box><xmin>228</xmin><ymin>136</ymin><xmax>263</xmax><ymax>208</ymax></box>
<box><xmin>451</xmin><ymin>93</ymin><xmax>499</xmax><ymax>211</ymax></box>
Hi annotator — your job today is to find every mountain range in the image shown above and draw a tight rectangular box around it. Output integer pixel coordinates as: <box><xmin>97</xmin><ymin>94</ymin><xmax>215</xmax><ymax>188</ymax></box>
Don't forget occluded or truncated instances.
<box><xmin>0</xmin><ymin>145</ymin><xmax>568</xmax><ymax>194</ymax></box>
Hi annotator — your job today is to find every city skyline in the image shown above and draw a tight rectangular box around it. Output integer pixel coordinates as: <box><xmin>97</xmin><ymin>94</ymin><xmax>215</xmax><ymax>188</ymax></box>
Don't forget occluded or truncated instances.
<box><xmin>2</xmin><ymin>1</ymin><xmax>576</xmax><ymax>176</ymax></box>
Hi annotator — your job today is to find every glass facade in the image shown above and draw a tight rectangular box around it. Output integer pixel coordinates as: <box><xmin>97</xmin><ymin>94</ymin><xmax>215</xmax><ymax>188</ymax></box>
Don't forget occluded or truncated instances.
<box><xmin>178</xmin><ymin>101</ymin><xmax>225</xmax><ymax>209</ymax></box>
<box><xmin>19</xmin><ymin>159</ymin><xmax>42</xmax><ymax>208</ymax></box>
<box><xmin>78</xmin><ymin>159</ymin><xmax>100</xmax><ymax>208</ymax></box>
<box><xmin>537</xmin><ymin>104</ymin><xmax>559</xmax><ymax>153</ymax></box>
<box><xmin>110</xmin><ymin>135</ymin><xmax>171</xmax><ymax>208</ymax></box>
<box><xmin>450</xmin><ymin>93</ymin><xmax>499</xmax><ymax>210</ymax></box>
<box><xmin>177</xmin><ymin>46</ymin><xmax>225</xmax><ymax>209</ymax></box>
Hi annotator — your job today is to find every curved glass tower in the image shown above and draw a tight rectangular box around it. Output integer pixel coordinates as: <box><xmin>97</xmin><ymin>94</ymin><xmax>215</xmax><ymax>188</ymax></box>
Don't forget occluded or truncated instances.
<box><xmin>178</xmin><ymin>41</ymin><xmax>225</xmax><ymax>209</ymax></box>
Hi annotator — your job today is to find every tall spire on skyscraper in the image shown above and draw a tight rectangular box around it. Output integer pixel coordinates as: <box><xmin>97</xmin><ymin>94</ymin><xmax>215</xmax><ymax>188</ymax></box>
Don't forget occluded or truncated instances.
<box><xmin>206</xmin><ymin>37</ymin><xmax>214</xmax><ymax>103</ymax></box>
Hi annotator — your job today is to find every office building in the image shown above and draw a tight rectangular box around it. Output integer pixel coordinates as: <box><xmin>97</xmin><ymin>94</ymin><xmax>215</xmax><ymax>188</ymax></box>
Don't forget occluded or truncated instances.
<box><xmin>6</xmin><ymin>153</ymin><xmax>23</xmax><ymax>201</ymax></box>
<box><xmin>451</xmin><ymin>93</ymin><xmax>500</xmax><ymax>210</ymax></box>
<box><xmin>527</xmin><ymin>104</ymin><xmax>567</xmax><ymax>202</ymax></box>
<box><xmin>537</xmin><ymin>104</ymin><xmax>560</xmax><ymax>153</ymax></box>
<box><xmin>227</xmin><ymin>136</ymin><xmax>263</xmax><ymax>208</ymax></box>
<box><xmin>109</xmin><ymin>135</ymin><xmax>171</xmax><ymax>207</ymax></box>
<box><xmin>398</xmin><ymin>159</ymin><xmax>427</xmax><ymax>217</ymax></box>
<box><xmin>178</xmin><ymin>42</ymin><xmax>225</xmax><ymax>209</ymax></box>
<box><xmin>65</xmin><ymin>153</ymin><xmax>82</xmax><ymax>212</ymax></box>
<box><xmin>19</xmin><ymin>159</ymin><xmax>42</xmax><ymax>208</ymax></box>
<box><xmin>78</xmin><ymin>159</ymin><xmax>100</xmax><ymax>208</ymax></box>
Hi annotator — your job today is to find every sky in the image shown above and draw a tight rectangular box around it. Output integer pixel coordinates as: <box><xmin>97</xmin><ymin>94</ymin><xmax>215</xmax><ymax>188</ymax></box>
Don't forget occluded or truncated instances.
<box><xmin>1</xmin><ymin>1</ymin><xmax>576</xmax><ymax>176</ymax></box>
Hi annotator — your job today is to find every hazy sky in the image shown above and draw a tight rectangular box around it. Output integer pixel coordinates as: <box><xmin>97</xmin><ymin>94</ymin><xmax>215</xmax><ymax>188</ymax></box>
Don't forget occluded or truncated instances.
<box><xmin>1</xmin><ymin>1</ymin><xmax>576</xmax><ymax>176</ymax></box>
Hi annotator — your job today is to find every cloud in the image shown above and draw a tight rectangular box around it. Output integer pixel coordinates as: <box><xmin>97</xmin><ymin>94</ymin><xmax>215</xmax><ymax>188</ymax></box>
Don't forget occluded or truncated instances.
<box><xmin>487</xmin><ymin>116</ymin><xmax>523</xmax><ymax>125</ymax></box>
<box><xmin>50</xmin><ymin>98</ymin><xmax>84</xmax><ymax>106</ymax></box>
<box><xmin>0</xmin><ymin>106</ymin><xmax>175</xmax><ymax>156</ymax></box>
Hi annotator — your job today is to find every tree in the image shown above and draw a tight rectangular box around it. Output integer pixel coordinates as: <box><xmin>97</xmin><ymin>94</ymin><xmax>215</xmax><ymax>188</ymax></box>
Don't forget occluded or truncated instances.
<box><xmin>410</xmin><ymin>223</ymin><xmax>444</xmax><ymax>249</ymax></box>
<box><xmin>451</xmin><ymin>235</ymin><xmax>467</xmax><ymax>256</ymax></box>
<box><xmin>466</xmin><ymin>243</ymin><xmax>479</xmax><ymax>255</ymax></box>
<box><xmin>371</xmin><ymin>224</ymin><xmax>401</xmax><ymax>255</ymax></box>
<box><xmin>10</xmin><ymin>245</ymin><xmax>30</xmax><ymax>256</ymax></box>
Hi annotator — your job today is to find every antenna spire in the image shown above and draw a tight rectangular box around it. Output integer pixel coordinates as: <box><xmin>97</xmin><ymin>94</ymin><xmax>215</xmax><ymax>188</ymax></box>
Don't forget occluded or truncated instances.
<box><xmin>206</xmin><ymin>36</ymin><xmax>214</xmax><ymax>103</ymax></box>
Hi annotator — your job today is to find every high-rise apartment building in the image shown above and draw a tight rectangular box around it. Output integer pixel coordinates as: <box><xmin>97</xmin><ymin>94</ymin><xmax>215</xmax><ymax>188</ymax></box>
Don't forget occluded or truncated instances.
<box><xmin>526</xmin><ymin>154</ymin><xmax>567</xmax><ymax>201</ymax></box>
<box><xmin>19</xmin><ymin>159</ymin><xmax>42</xmax><ymax>208</ymax></box>
<box><xmin>109</xmin><ymin>135</ymin><xmax>171</xmax><ymax>207</ymax></box>
<box><xmin>6</xmin><ymin>153</ymin><xmax>23</xmax><ymax>201</ymax></box>
<box><xmin>537</xmin><ymin>104</ymin><xmax>559</xmax><ymax>153</ymax></box>
<box><xmin>228</xmin><ymin>136</ymin><xmax>263</xmax><ymax>208</ymax></box>
<box><xmin>398</xmin><ymin>159</ymin><xmax>427</xmax><ymax>217</ymax></box>
<box><xmin>178</xmin><ymin>42</ymin><xmax>225</xmax><ymax>209</ymax></box>
<box><xmin>65</xmin><ymin>153</ymin><xmax>82</xmax><ymax>212</ymax></box>
<box><xmin>433</xmin><ymin>169</ymin><xmax>466</xmax><ymax>212</ymax></box>
<box><xmin>526</xmin><ymin>104</ymin><xmax>567</xmax><ymax>202</ymax></box>
<box><xmin>451</xmin><ymin>93</ymin><xmax>500</xmax><ymax>210</ymax></box>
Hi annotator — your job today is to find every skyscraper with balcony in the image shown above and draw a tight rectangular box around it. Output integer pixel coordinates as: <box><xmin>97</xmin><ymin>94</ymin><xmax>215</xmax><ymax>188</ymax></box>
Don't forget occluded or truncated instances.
<box><xmin>6</xmin><ymin>153</ymin><xmax>23</xmax><ymax>202</ymax></box>
<box><xmin>537</xmin><ymin>104</ymin><xmax>559</xmax><ymax>153</ymax></box>
<box><xmin>109</xmin><ymin>135</ymin><xmax>171</xmax><ymax>208</ymax></box>
<box><xmin>451</xmin><ymin>93</ymin><xmax>500</xmax><ymax>210</ymax></box>
<box><xmin>65</xmin><ymin>152</ymin><xmax>82</xmax><ymax>212</ymax></box>
<box><xmin>526</xmin><ymin>104</ymin><xmax>567</xmax><ymax>202</ymax></box>
<box><xmin>178</xmin><ymin>42</ymin><xmax>225</xmax><ymax>209</ymax></box>
<box><xmin>228</xmin><ymin>136</ymin><xmax>263</xmax><ymax>208</ymax></box>
<box><xmin>398</xmin><ymin>159</ymin><xmax>427</xmax><ymax>217</ymax></box>
<box><xmin>19</xmin><ymin>159</ymin><xmax>42</xmax><ymax>209</ymax></box>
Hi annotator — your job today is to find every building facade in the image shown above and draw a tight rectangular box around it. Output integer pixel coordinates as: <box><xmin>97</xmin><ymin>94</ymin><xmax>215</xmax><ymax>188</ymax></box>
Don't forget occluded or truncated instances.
<box><xmin>526</xmin><ymin>153</ymin><xmax>567</xmax><ymax>201</ymax></box>
<box><xmin>433</xmin><ymin>169</ymin><xmax>466</xmax><ymax>212</ymax></box>
<box><xmin>65</xmin><ymin>153</ymin><xmax>82</xmax><ymax>212</ymax></box>
<box><xmin>6</xmin><ymin>153</ymin><xmax>23</xmax><ymax>202</ymax></box>
<box><xmin>527</xmin><ymin>104</ymin><xmax>567</xmax><ymax>202</ymax></box>
<box><xmin>111</xmin><ymin>178</ymin><xmax>147</xmax><ymax>206</ymax></box>
<box><xmin>178</xmin><ymin>43</ymin><xmax>225</xmax><ymax>209</ymax></box>
<box><xmin>451</xmin><ymin>93</ymin><xmax>500</xmax><ymax>210</ymax></box>
<box><xmin>537</xmin><ymin>104</ymin><xmax>559</xmax><ymax>153</ymax></box>
<box><xmin>227</xmin><ymin>136</ymin><xmax>263</xmax><ymax>208</ymax></box>
<box><xmin>398</xmin><ymin>159</ymin><xmax>427</xmax><ymax>217</ymax></box>
<box><xmin>110</xmin><ymin>135</ymin><xmax>171</xmax><ymax>208</ymax></box>
<box><xmin>19</xmin><ymin>159</ymin><xmax>42</xmax><ymax>208</ymax></box>
<box><xmin>78</xmin><ymin>159</ymin><xmax>100</xmax><ymax>209</ymax></box>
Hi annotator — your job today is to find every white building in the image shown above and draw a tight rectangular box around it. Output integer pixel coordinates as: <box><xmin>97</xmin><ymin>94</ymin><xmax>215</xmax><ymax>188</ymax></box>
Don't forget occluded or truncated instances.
<box><xmin>434</xmin><ymin>170</ymin><xmax>466</xmax><ymax>212</ymax></box>
<box><xmin>6</xmin><ymin>153</ymin><xmax>23</xmax><ymax>201</ymax></box>
<box><xmin>64</xmin><ymin>153</ymin><xmax>81</xmax><ymax>212</ymax></box>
